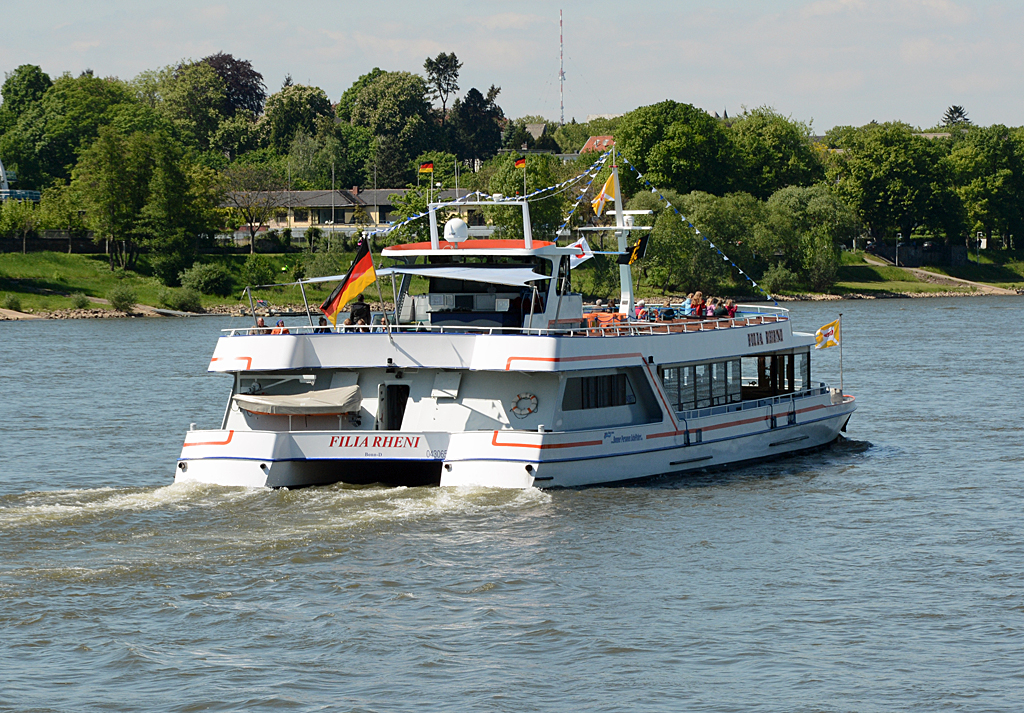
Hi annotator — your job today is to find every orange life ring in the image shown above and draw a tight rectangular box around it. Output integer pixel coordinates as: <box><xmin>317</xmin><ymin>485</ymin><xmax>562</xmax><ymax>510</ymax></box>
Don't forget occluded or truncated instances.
<box><xmin>510</xmin><ymin>393</ymin><xmax>538</xmax><ymax>418</ymax></box>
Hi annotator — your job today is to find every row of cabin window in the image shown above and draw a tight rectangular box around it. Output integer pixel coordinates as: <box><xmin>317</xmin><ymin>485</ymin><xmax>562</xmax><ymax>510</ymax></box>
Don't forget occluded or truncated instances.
<box><xmin>562</xmin><ymin>373</ymin><xmax>637</xmax><ymax>411</ymax></box>
<box><xmin>660</xmin><ymin>359</ymin><xmax>743</xmax><ymax>412</ymax></box>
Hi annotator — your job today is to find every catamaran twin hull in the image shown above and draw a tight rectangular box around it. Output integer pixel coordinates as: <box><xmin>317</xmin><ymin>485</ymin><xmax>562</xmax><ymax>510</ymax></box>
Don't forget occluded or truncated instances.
<box><xmin>175</xmin><ymin>322</ymin><xmax>856</xmax><ymax>490</ymax></box>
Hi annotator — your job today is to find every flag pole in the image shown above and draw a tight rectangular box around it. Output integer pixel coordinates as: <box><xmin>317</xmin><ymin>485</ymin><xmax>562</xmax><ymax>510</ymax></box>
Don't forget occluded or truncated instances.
<box><xmin>367</xmin><ymin>236</ymin><xmax>394</xmax><ymax>346</ymax></box>
<box><xmin>523</xmin><ymin>157</ymin><xmax>527</xmax><ymax>198</ymax></box>
<box><xmin>839</xmin><ymin>312</ymin><xmax>844</xmax><ymax>394</ymax></box>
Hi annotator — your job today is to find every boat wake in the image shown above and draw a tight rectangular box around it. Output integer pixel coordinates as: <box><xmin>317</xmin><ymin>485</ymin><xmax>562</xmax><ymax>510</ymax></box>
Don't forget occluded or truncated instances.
<box><xmin>0</xmin><ymin>480</ymin><xmax>553</xmax><ymax>531</ymax></box>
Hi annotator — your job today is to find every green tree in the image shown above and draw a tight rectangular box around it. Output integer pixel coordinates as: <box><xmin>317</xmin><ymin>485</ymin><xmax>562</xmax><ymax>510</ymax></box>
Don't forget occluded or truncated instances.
<box><xmin>220</xmin><ymin>160</ymin><xmax>286</xmax><ymax>254</ymax></box>
<box><xmin>335</xmin><ymin>68</ymin><xmax>387</xmax><ymax>123</ymax></box>
<box><xmin>616</xmin><ymin>100</ymin><xmax>737</xmax><ymax>196</ymax></box>
<box><xmin>448</xmin><ymin>86</ymin><xmax>504</xmax><ymax>161</ymax></box>
<box><xmin>384</xmin><ymin>186</ymin><xmax>433</xmax><ymax>245</ymax></box>
<box><xmin>287</xmin><ymin>120</ymin><xmax>371</xmax><ymax>190</ymax></box>
<box><xmin>947</xmin><ymin>125</ymin><xmax>1024</xmax><ymax>245</ymax></box>
<box><xmin>942</xmin><ymin>105</ymin><xmax>970</xmax><ymax>127</ymax></box>
<box><xmin>0</xmin><ymin>199</ymin><xmax>39</xmax><ymax>254</ymax></box>
<box><xmin>623</xmin><ymin>189</ymin><xmax>729</xmax><ymax>294</ymax></box>
<box><xmin>38</xmin><ymin>182</ymin><xmax>86</xmax><ymax>252</ymax></box>
<box><xmin>73</xmin><ymin>126</ymin><xmax>218</xmax><ymax>276</ymax></box>
<box><xmin>729</xmin><ymin>106</ymin><xmax>824</xmax><ymax>199</ymax></box>
<box><xmin>211</xmin><ymin>109</ymin><xmax>261</xmax><ymax>161</ymax></box>
<box><xmin>159</xmin><ymin>61</ymin><xmax>228</xmax><ymax>151</ymax></box>
<box><xmin>201</xmin><ymin>52</ymin><xmax>266</xmax><ymax>116</ymax></box>
<box><xmin>826</xmin><ymin>122</ymin><xmax>944</xmax><ymax>240</ymax></box>
<box><xmin>423</xmin><ymin>52</ymin><xmax>462</xmax><ymax>124</ymax></box>
<box><xmin>350</xmin><ymin>71</ymin><xmax>435</xmax><ymax>185</ymax></box>
<box><xmin>487</xmin><ymin>153</ymin><xmax>564</xmax><ymax>239</ymax></box>
<box><xmin>262</xmin><ymin>84</ymin><xmax>333</xmax><ymax>152</ymax></box>
<box><xmin>1</xmin><ymin>71</ymin><xmax>136</xmax><ymax>188</ymax></box>
<box><xmin>412</xmin><ymin>150</ymin><xmax>459</xmax><ymax>189</ymax></box>
<box><xmin>0</xmin><ymin>64</ymin><xmax>52</xmax><ymax>131</ymax></box>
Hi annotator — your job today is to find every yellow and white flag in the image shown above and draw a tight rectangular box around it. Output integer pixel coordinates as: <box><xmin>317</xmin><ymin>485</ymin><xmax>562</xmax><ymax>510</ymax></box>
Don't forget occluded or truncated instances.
<box><xmin>591</xmin><ymin>173</ymin><xmax>617</xmax><ymax>217</ymax></box>
<box><xmin>815</xmin><ymin>318</ymin><xmax>840</xmax><ymax>349</ymax></box>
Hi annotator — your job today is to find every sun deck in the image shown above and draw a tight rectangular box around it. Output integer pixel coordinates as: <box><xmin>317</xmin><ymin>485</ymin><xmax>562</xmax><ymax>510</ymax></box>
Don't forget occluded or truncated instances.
<box><xmin>220</xmin><ymin>306</ymin><xmax>790</xmax><ymax>338</ymax></box>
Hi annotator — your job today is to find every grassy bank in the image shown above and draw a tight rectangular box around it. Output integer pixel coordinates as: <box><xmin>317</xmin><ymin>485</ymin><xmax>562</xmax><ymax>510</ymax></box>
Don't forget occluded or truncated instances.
<box><xmin>0</xmin><ymin>252</ymin><xmax>354</xmax><ymax>313</ymax></box>
<box><xmin>1</xmin><ymin>250</ymin><xmax>1018</xmax><ymax>316</ymax></box>
<box><xmin>833</xmin><ymin>252</ymin><xmax>957</xmax><ymax>295</ymax></box>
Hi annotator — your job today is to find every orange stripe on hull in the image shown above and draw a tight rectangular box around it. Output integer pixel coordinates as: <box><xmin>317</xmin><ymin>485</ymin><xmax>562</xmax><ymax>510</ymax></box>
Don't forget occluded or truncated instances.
<box><xmin>491</xmin><ymin>431</ymin><xmax>603</xmax><ymax>450</ymax></box>
<box><xmin>210</xmin><ymin>356</ymin><xmax>252</xmax><ymax>370</ymax></box>
<box><xmin>505</xmin><ymin>352</ymin><xmax>643</xmax><ymax>371</ymax></box>
<box><xmin>182</xmin><ymin>430</ymin><xmax>235</xmax><ymax>447</ymax></box>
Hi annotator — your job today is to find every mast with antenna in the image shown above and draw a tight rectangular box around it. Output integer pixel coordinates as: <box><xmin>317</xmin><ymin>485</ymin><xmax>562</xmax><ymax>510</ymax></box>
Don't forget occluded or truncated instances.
<box><xmin>559</xmin><ymin>9</ymin><xmax>565</xmax><ymax>125</ymax></box>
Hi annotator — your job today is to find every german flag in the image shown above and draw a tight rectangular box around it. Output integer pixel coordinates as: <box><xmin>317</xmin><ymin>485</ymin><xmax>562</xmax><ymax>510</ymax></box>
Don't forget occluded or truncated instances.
<box><xmin>320</xmin><ymin>238</ymin><xmax>377</xmax><ymax>325</ymax></box>
<box><xmin>514</xmin><ymin>157</ymin><xmax>526</xmax><ymax>169</ymax></box>
<box><xmin>419</xmin><ymin>162</ymin><xmax>434</xmax><ymax>173</ymax></box>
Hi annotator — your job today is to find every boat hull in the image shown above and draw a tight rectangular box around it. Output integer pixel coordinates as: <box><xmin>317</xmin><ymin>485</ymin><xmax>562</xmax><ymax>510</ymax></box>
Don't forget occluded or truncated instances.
<box><xmin>175</xmin><ymin>395</ymin><xmax>854</xmax><ymax>489</ymax></box>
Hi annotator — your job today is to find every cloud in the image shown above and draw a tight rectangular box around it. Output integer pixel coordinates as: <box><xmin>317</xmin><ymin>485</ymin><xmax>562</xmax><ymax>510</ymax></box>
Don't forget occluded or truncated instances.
<box><xmin>3</xmin><ymin>0</ymin><xmax>1023</xmax><ymax>129</ymax></box>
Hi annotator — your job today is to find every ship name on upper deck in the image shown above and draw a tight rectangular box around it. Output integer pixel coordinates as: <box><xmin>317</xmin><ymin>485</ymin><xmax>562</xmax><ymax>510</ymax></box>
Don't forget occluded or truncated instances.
<box><xmin>749</xmin><ymin>328</ymin><xmax>784</xmax><ymax>347</ymax></box>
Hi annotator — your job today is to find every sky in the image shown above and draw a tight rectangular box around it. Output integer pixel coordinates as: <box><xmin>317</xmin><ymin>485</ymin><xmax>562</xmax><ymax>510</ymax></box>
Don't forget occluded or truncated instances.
<box><xmin>2</xmin><ymin>0</ymin><xmax>1023</xmax><ymax>132</ymax></box>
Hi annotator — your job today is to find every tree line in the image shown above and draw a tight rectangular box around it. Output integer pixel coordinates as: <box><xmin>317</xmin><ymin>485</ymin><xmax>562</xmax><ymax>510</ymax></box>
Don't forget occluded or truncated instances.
<box><xmin>2</xmin><ymin>51</ymin><xmax>1021</xmax><ymax>296</ymax></box>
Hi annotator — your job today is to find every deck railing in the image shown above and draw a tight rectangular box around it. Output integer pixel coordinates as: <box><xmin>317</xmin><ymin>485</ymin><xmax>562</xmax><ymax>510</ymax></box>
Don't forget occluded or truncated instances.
<box><xmin>221</xmin><ymin>305</ymin><xmax>789</xmax><ymax>338</ymax></box>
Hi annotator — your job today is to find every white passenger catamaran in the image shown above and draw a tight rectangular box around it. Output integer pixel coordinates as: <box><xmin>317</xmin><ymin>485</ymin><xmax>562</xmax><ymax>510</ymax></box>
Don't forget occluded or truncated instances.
<box><xmin>175</xmin><ymin>158</ymin><xmax>855</xmax><ymax>489</ymax></box>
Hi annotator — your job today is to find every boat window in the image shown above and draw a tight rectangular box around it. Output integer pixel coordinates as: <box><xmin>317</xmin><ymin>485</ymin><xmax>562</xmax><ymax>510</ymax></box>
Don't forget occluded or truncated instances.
<box><xmin>711</xmin><ymin>362</ymin><xmax>727</xmax><ymax>405</ymax></box>
<box><xmin>659</xmin><ymin>358</ymin><xmax>742</xmax><ymax>412</ymax></box>
<box><xmin>556</xmin><ymin>255</ymin><xmax>571</xmax><ymax>295</ymax></box>
<box><xmin>741</xmin><ymin>354</ymin><xmax>802</xmax><ymax>398</ymax></box>
<box><xmin>695</xmin><ymin>364</ymin><xmax>711</xmax><ymax>408</ymax></box>
<box><xmin>562</xmin><ymin>373</ymin><xmax>636</xmax><ymax>411</ymax></box>
<box><xmin>727</xmin><ymin>359</ymin><xmax>742</xmax><ymax>402</ymax></box>
<box><xmin>794</xmin><ymin>351</ymin><xmax>810</xmax><ymax>391</ymax></box>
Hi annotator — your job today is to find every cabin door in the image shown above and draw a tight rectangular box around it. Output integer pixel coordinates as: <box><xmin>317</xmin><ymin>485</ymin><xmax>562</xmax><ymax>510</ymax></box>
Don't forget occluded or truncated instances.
<box><xmin>376</xmin><ymin>384</ymin><xmax>410</xmax><ymax>430</ymax></box>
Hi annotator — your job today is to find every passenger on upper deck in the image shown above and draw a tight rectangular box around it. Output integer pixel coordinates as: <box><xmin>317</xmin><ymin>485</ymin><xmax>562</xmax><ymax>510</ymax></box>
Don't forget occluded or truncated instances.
<box><xmin>725</xmin><ymin>299</ymin><xmax>737</xmax><ymax>318</ymax></box>
<box><xmin>250</xmin><ymin>317</ymin><xmax>270</xmax><ymax>335</ymax></box>
<box><xmin>635</xmin><ymin>299</ymin><xmax>648</xmax><ymax>320</ymax></box>
<box><xmin>271</xmin><ymin>319</ymin><xmax>290</xmax><ymax>335</ymax></box>
<box><xmin>349</xmin><ymin>295</ymin><xmax>371</xmax><ymax>325</ymax></box>
<box><xmin>690</xmin><ymin>292</ymin><xmax>704</xmax><ymax>318</ymax></box>
<box><xmin>313</xmin><ymin>317</ymin><xmax>330</xmax><ymax>334</ymax></box>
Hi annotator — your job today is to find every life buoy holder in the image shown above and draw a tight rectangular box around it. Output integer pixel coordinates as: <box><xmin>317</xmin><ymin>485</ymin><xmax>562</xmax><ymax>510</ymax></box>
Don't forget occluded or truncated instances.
<box><xmin>510</xmin><ymin>393</ymin><xmax>538</xmax><ymax>418</ymax></box>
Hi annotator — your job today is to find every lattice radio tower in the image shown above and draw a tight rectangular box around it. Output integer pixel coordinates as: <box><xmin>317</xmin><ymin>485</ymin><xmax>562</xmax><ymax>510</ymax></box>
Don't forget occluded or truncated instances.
<box><xmin>559</xmin><ymin>9</ymin><xmax>565</xmax><ymax>125</ymax></box>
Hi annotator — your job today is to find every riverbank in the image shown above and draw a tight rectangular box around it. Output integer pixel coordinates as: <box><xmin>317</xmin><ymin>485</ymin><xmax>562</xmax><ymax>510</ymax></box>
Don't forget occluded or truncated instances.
<box><xmin>2</xmin><ymin>250</ymin><xmax>1021</xmax><ymax>321</ymax></box>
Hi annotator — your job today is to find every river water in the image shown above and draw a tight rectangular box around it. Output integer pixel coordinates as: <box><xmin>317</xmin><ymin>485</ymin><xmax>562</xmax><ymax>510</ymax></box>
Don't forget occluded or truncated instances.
<box><xmin>1</xmin><ymin>297</ymin><xmax>1023</xmax><ymax>712</ymax></box>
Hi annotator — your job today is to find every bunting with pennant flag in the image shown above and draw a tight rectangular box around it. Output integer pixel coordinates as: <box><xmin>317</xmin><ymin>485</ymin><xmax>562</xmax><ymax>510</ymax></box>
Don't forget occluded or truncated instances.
<box><xmin>591</xmin><ymin>172</ymin><xmax>616</xmax><ymax>217</ymax></box>
<box><xmin>370</xmin><ymin>148</ymin><xmax>613</xmax><ymax>242</ymax></box>
<box><xmin>815</xmin><ymin>318</ymin><xmax>841</xmax><ymax>349</ymax></box>
<box><xmin>319</xmin><ymin>238</ymin><xmax>377</xmax><ymax>326</ymax></box>
<box><xmin>616</xmin><ymin>151</ymin><xmax>777</xmax><ymax>304</ymax></box>
<box><xmin>568</xmin><ymin>236</ymin><xmax>594</xmax><ymax>269</ymax></box>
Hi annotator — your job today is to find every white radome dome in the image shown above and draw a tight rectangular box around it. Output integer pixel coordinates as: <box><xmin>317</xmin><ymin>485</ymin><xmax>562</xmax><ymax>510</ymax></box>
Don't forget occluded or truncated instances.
<box><xmin>443</xmin><ymin>217</ymin><xmax>469</xmax><ymax>243</ymax></box>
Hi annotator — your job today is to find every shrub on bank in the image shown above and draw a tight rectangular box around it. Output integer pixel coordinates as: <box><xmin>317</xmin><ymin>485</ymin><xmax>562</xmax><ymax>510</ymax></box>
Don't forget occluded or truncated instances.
<box><xmin>179</xmin><ymin>262</ymin><xmax>232</xmax><ymax>296</ymax></box>
<box><xmin>107</xmin><ymin>284</ymin><xmax>137</xmax><ymax>313</ymax></box>
<box><xmin>242</xmin><ymin>254</ymin><xmax>274</xmax><ymax>288</ymax></box>
<box><xmin>159</xmin><ymin>287</ymin><xmax>203</xmax><ymax>312</ymax></box>
<box><xmin>759</xmin><ymin>263</ymin><xmax>799</xmax><ymax>294</ymax></box>
<box><xmin>70</xmin><ymin>292</ymin><xmax>90</xmax><ymax>309</ymax></box>
<box><xmin>2</xmin><ymin>293</ymin><xmax>22</xmax><ymax>311</ymax></box>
